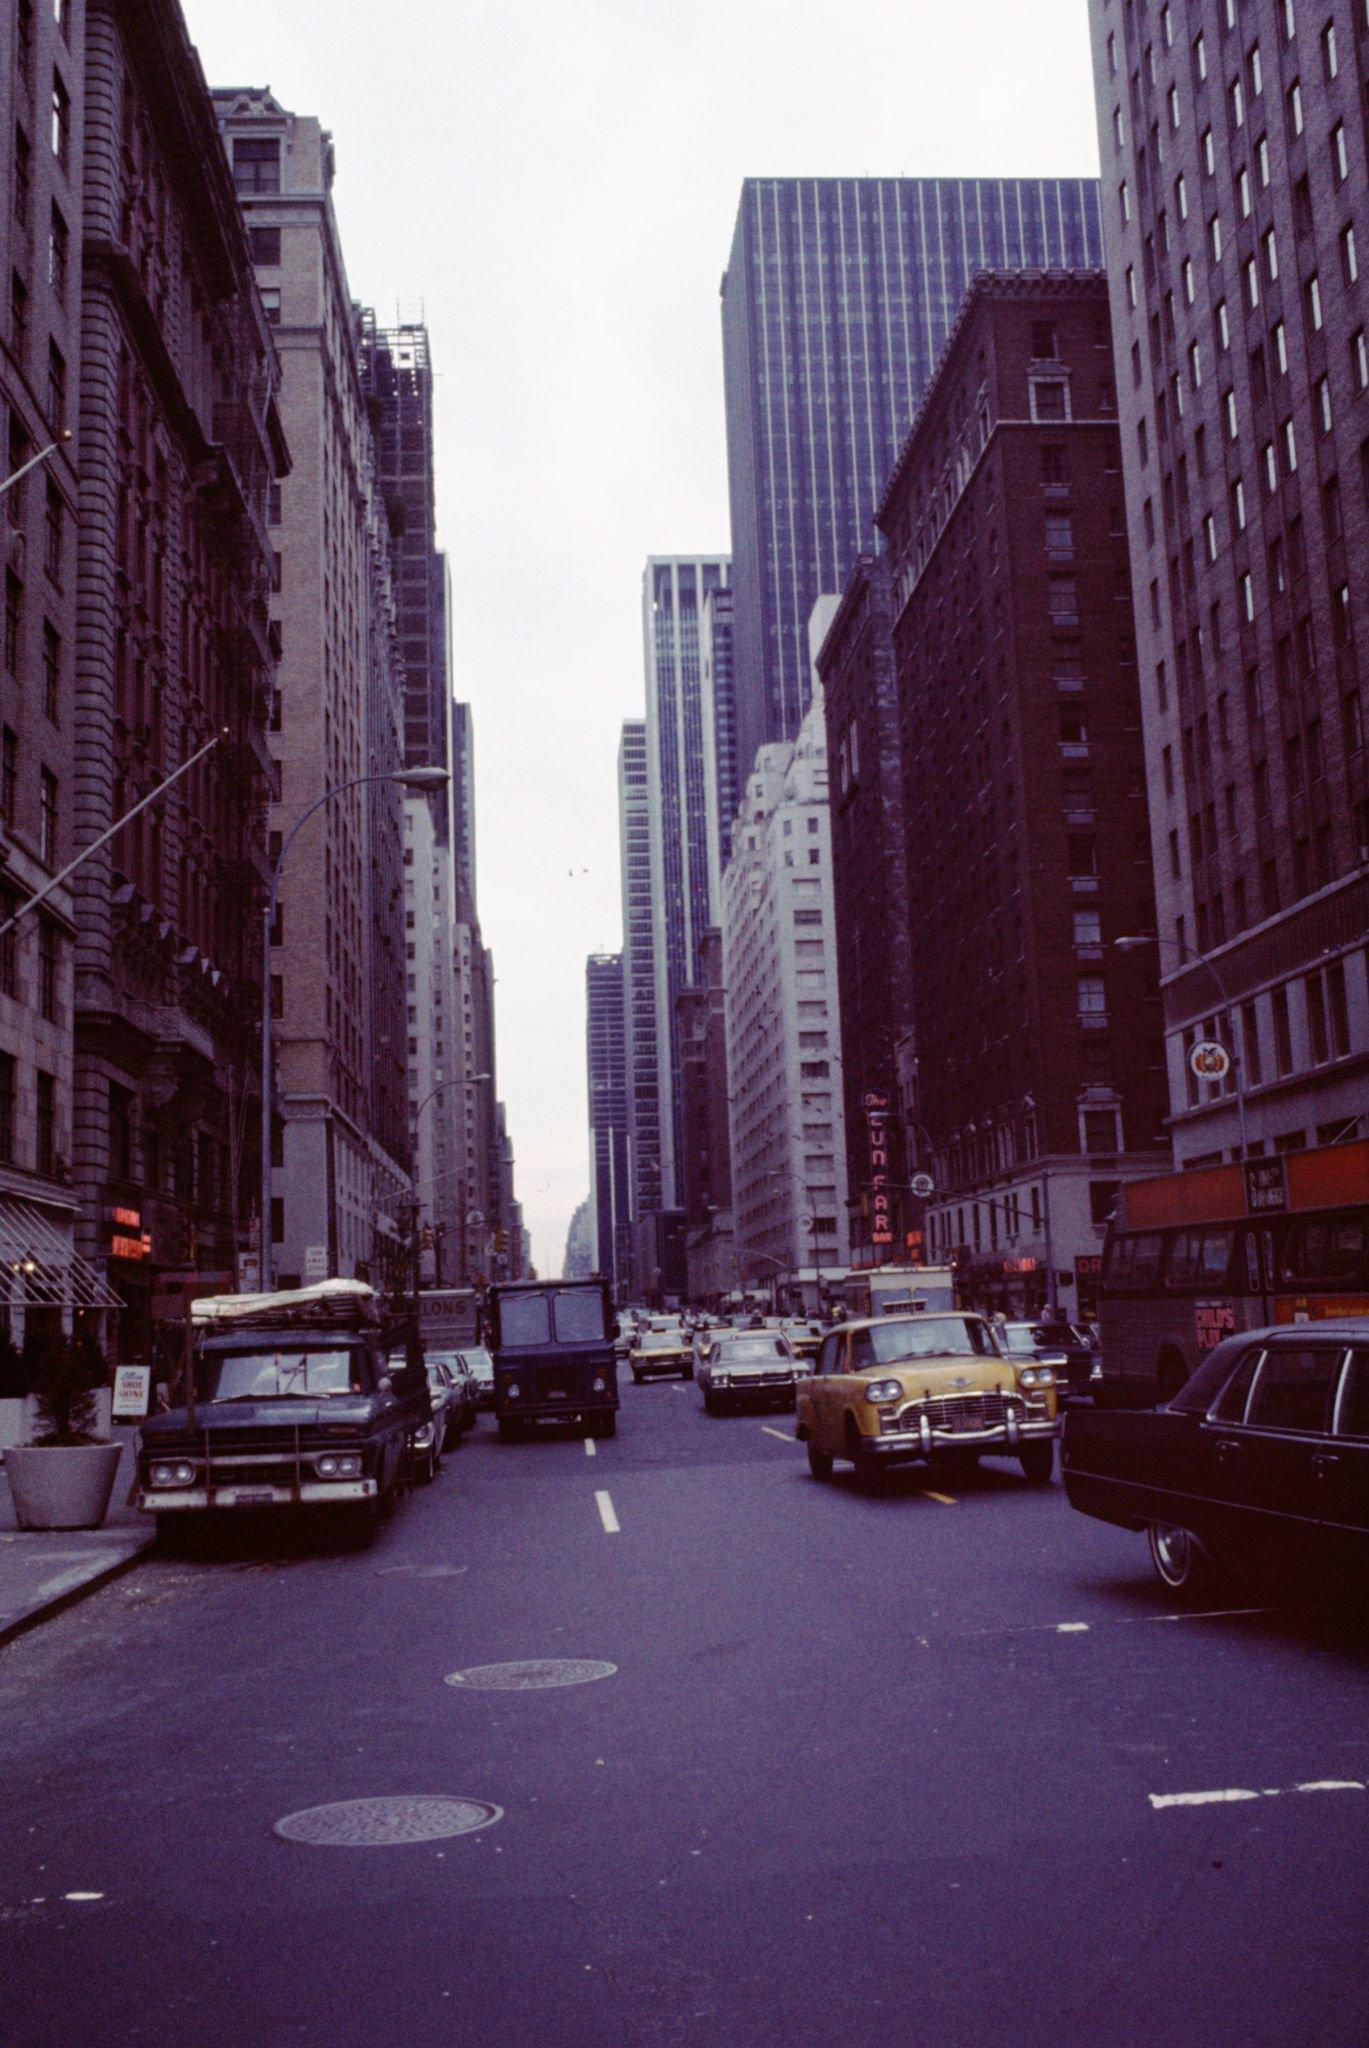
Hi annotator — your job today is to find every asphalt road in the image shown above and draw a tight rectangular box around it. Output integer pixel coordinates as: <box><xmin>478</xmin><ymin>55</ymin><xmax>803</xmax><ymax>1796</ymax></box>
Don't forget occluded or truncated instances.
<box><xmin>2</xmin><ymin>1379</ymin><xmax>1367</xmax><ymax>2048</ymax></box>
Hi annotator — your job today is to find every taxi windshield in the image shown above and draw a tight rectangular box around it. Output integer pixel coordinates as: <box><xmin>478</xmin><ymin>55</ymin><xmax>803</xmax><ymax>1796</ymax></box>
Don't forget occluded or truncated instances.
<box><xmin>866</xmin><ymin>1317</ymin><xmax>997</xmax><ymax>1364</ymax></box>
<box><xmin>717</xmin><ymin>1336</ymin><xmax>789</xmax><ymax>1361</ymax></box>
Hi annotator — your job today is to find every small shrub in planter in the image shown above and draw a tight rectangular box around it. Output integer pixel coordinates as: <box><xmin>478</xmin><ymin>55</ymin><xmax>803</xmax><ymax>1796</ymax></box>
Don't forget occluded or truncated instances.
<box><xmin>24</xmin><ymin>1326</ymin><xmax>107</xmax><ymax>1445</ymax></box>
<box><xmin>0</xmin><ymin>1328</ymin><xmax>24</xmax><ymax>1401</ymax></box>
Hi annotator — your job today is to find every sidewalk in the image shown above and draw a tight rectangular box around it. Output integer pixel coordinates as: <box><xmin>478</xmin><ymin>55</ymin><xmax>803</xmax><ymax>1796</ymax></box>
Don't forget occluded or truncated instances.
<box><xmin>0</xmin><ymin>1428</ymin><xmax>155</xmax><ymax>1645</ymax></box>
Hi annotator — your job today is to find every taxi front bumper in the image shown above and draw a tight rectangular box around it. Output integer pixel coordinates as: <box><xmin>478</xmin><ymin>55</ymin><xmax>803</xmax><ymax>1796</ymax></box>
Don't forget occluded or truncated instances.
<box><xmin>860</xmin><ymin>1411</ymin><xmax>1060</xmax><ymax>1461</ymax></box>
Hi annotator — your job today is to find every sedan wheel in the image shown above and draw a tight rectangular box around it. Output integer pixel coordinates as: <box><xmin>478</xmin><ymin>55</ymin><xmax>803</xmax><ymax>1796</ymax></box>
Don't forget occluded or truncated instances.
<box><xmin>1147</xmin><ymin>1520</ymin><xmax>1220</xmax><ymax>1599</ymax></box>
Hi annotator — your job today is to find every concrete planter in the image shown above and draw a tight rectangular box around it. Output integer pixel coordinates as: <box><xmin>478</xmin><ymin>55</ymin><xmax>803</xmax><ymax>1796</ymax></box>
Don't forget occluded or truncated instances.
<box><xmin>3</xmin><ymin>1442</ymin><xmax>123</xmax><ymax>1530</ymax></box>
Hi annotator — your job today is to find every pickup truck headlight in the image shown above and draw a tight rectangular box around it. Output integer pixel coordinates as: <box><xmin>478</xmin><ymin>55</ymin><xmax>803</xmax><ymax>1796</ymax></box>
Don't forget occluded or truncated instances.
<box><xmin>591</xmin><ymin>1375</ymin><xmax>607</xmax><ymax>1393</ymax></box>
<box><xmin>149</xmin><ymin>1460</ymin><xmax>194</xmax><ymax>1488</ymax></box>
<box><xmin>318</xmin><ymin>1453</ymin><xmax>362</xmax><ymax>1479</ymax></box>
<box><xmin>865</xmin><ymin>1378</ymin><xmax>903</xmax><ymax>1405</ymax></box>
<box><xmin>412</xmin><ymin>1423</ymin><xmax>435</xmax><ymax>1449</ymax></box>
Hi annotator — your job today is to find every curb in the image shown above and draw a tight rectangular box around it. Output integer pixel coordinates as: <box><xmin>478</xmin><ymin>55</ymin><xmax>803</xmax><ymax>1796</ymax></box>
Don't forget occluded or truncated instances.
<box><xmin>0</xmin><ymin>1535</ymin><xmax>156</xmax><ymax>1650</ymax></box>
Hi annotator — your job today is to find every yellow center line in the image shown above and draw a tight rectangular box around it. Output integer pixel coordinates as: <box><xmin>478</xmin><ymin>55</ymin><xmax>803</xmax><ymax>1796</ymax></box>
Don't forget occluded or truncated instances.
<box><xmin>922</xmin><ymin>1490</ymin><xmax>957</xmax><ymax>1506</ymax></box>
<box><xmin>760</xmin><ymin>1426</ymin><xmax>791</xmax><ymax>1443</ymax></box>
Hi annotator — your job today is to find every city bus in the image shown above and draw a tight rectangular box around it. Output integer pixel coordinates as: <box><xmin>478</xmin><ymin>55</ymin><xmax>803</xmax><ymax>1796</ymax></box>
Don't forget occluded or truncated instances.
<box><xmin>1096</xmin><ymin>1138</ymin><xmax>1369</xmax><ymax>1407</ymax></box>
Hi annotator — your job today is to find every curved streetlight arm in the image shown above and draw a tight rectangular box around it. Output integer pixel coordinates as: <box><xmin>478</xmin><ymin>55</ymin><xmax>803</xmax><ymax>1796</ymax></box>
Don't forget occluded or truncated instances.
<box><xmin>0</xmin><ymin>430</ymin><xmax>71</xmax><ymax>502</ymax></box>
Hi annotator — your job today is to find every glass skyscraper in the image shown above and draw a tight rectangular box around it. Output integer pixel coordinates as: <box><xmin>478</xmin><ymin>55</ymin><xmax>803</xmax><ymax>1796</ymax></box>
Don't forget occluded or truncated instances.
<box><xmin>642</xmin><ymin>557</ymin><xmax>730</xmax><ymax>1207</ymax></box>
<box><xmin>721</xmin><ymin>176</ymin><xmax>1104</xmax><ymax>778</ymax></box>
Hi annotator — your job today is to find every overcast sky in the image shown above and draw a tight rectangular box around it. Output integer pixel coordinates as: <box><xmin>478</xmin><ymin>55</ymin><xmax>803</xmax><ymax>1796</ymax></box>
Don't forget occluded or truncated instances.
<box><xmin>190</xmin><ymin>0</ymin><xmax>1103</xmax><ymax>1277</ymax></box>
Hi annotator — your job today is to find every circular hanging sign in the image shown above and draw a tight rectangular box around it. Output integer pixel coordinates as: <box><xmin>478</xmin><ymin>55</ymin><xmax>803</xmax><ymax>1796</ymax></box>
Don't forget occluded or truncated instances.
<box><xmin>1189</xmin><ymin>1038</ymin><xmax>1231</xmax><ymax>1082</ymax></box>
<box><xmin>909</xmin><ymin>1172</ymin><xmax>936</xmax><ymax>1199</ymax></box>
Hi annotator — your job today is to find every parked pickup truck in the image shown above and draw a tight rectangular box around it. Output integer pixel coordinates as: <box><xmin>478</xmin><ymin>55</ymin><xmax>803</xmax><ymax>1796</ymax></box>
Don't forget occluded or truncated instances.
<box><xmin>135</xmin><ymin>1279</ymin><xmax>430</xmax><ymax>1539</ymax></box>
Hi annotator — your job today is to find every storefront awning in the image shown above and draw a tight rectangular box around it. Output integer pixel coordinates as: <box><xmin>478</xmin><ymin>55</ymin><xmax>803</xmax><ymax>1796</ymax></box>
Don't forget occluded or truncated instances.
<box><xmin>0</xmin><ymin>1196</ymin><xmax>124</xmax><ymax>1310</ymax></box>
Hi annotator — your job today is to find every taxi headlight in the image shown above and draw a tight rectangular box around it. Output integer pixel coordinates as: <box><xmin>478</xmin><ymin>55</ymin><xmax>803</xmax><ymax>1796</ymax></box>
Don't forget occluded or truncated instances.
<box><xmin>1020</xmin><ymin>1367</ymin><xmax>1040</xmax><ymax>1387</ymax></box>
<box><xmin>865</xmin><ymin>1378</ymin><xmax>903</xmax><ymax>1405</ymax></box>
<box><xmin>150</xmin><ymin>1461</ymin><xmax>194</xmax><ymax>1488</ymax></box>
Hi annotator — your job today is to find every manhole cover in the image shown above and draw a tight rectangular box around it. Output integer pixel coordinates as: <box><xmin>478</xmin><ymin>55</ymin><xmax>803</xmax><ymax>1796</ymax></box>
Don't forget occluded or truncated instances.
<box><xmin>273</xmin><ymin>1796</ymin><xmax>502</xmax><ymax>1847</ymax></box>
<box><xmin>444</xmin><ymin>1658</ymin><xmax>617</xmax><ymax>1692</ymax></box>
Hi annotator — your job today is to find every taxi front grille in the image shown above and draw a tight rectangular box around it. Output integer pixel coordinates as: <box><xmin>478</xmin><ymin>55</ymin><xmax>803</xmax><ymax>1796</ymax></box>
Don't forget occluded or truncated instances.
<box><xmin>895</xmin><ymin>1392</ymin><xmax>1013</xmax><ymax>1436</ymax></box>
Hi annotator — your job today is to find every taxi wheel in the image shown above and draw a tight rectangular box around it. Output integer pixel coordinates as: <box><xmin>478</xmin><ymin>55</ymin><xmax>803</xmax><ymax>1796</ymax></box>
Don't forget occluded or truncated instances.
<box><xmin>806</xmin><ymin>1440</ymin><xmax>834</xmax><ymax>1481</ymax></box>
<box><xmin>631</xmin><ymin>1368</ymin><xmax>643</xmax><ymax>1384</ymax></box>
<box><xmin>845</xmin><ymin>1420</ymin><xmax>880</xmax><ymax>1492</ymax></box>
<box><xmin>1018</xmin><ymin>1442</ymin><xmax>1055</xmax><ymax>1485</ymax></box>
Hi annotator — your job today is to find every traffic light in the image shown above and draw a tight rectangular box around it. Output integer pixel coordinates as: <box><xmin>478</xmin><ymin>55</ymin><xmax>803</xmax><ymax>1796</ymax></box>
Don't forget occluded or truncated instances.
<box><xmin>421</xmin><ymin>1225</ymin><xmax>434</xmax><ymax>1251</ymax></box>
<box><xmin>494</xmin><ymin>1228</ymin><xmax>508</xmax><ymax>1254</ymax></box>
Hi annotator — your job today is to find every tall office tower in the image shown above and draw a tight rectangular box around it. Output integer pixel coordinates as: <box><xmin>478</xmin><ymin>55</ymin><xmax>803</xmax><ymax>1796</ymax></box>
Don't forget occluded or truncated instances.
<box><xmin>722</xmin><ymin>695</ymin><xmax>850</xmax><ymax>1293</ymax></box>
<box><xmin>877</xmin><ymin>273</ymin><xmax>1169</xmax><ymax>1320</ymax></box>
<box><xmin>642</xmin><ymin>555</ymin><xmax>730</xmax><ymax>1206</ymax></box>
<box><xmin>70</xmin><ymin>12</ymin><xmax>284</xmax><ymax>1354</ymax></box>
<box><xmin>0</xmin><ymin>0</ymin><xmax>96</xmax><ymax>1312</ymax></box>
<box><xmin>721</xmin><ymin>177</ymin><xmax>1105</xmax><ymax>782</ymax></box>
<box><xmin>676</xmin><ymin>928</ymin><xmax>734</xmax><ymax>1301</ymax></box>
<box><xmin>358</xmin><ymin>315</ymin><xmax>447</xmax><ymax>789</ymax></box>
<box><xmin>215</xmin><ymin>92</ymin><xmax>410</xmax><ymax>1287</ymax></box>
<box><xmin>585</xmin><ymin>952</ymin><xmax>629</xmax><ymax>1293</ymax></box>
<box><xmin>618</xmin><ymin>720</ymin><xmax>662</xmax><ymax>1248</ymax></box>
<box><xmin>700</xmin><ymin>585</ymin><xmax>739</xmax><ymax>889</ymax></box>
<box><xmin>1090</xmin><ymin>0</ymin><xmax>1369</xmax><ymax>1165</ymax></box>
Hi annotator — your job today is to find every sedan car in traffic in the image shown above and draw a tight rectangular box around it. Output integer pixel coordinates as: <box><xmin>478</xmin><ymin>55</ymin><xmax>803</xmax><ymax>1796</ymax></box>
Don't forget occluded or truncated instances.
<box><xmin>427</xmin><ymin>1351</ymin><xmax>478</xmax><ymax>1441</ymax></box>
<box><xmin>458</xmin><ymin>1345</ymin><xmax>495</xmax><ymax>1410</ymax></box>
<box><xmin>796</xmin><ymin>1313</ymin><xmax>1060</xmax><ymax>1489</ymax></box>
<box><xmin>630</xmin><ymin>1325</ymin><xmax>693</xmax><ymax>1382</ymax></box>
<box><xmin>696</xmin><ymin>1330</ymin><xmax>799</xmax><ymax>1413</ymax></box>
<box><xmin>1062</xmin><ymin>1321</ymin><xmax>1369</xmax><ymax>1596</ymax></box>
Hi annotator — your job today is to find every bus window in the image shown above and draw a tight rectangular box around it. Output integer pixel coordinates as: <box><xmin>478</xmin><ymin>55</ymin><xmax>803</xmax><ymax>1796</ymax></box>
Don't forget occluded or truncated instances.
<box><xmin>1240</xmin><ymin>1226</ymin><xmax>1270</xmax><ymax>1295</ymax></box>
<box><xmin>1127</xmin><ymin>1233</ymin><xmax>1164</xmax><ymax>1290</ymax></box>
<box><xmin>1278</xmin><ymin>1210</ymin><xmax>1369</xmax><ymax>1288</ymax></box>
<box><xmin>1166</xmin><ymin>1226</ymin><xmax>1235</xmax><ymax>1291</ymax></box>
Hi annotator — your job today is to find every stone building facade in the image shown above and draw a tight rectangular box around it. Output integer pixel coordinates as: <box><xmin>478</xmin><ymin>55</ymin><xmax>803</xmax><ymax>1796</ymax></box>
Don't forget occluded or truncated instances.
<box><xmin>71</xmin><ymin>1</ymin><xmax>284</xmax><ymax>1353</ymax></box>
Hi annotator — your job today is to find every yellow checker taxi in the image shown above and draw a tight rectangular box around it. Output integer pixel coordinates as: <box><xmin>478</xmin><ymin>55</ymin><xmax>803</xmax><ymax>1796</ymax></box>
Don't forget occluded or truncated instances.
<box><xmin>795</xmin><ymin>1311</ymin><xmax>1060</xmax><ymax>1489</ymax></box>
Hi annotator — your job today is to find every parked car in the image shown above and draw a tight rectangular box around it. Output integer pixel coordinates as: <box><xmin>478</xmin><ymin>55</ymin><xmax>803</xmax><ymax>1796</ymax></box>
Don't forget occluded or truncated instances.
<box><xmin>427</xmin><ymin>1352</ymin><xmax>477</xmax><ymax>1442</ymax></box>
<box><xmin>696</xmin><ymin>1330</ymin><xmax>799</xmax><ymax>1414</ymax></box>
<box><xmin>1062</xmin><ymin>1321</ymin><xmax>1369</xmax><ymax>1597</ymax></box>
<box><xmin>630</xmin><ymin>1326</ymin><xmax>693</xmax><ymax>1382</ymax></box>
<box><xmin>796</xmin><ymin>1312</ymin><xmax>1060</xmax><ymax>1489</ymax></box>
<box><xmin>458</xmin><ymin>1345</ymin><xmax>495</xmax><ymax>1410</ymax></box>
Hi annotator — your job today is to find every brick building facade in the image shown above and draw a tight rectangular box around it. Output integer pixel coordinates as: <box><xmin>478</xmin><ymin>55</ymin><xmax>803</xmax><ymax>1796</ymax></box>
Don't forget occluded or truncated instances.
<box><xmin>877</xmin><ymin>272</ymin><xmax>1169</xmax><ymax>1318</ymax></box>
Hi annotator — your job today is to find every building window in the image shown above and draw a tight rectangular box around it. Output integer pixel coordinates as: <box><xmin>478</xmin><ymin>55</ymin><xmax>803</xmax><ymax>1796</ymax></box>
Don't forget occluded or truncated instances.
<box><xmin>46</xmin><ymin>339</ymin><xmax>65</xmax><ymax>428</ymax></box>
<box><xmin>1341</xmin><ymin>224</ymin><xmax>1359</xmax><ymax>286</ymax></box>
<box><xmin>1320</xmin><ymin>18</ymin><xmax>1338</xmax><ymax>77</ymax></box>
<box><xmin>258</xmin><ymin>286</ymin><xmax>281</xmax><ymax>325</ymax></box>
<box><xmin>1082</xmin><ymin>1107</ymin><xmax>1121</xmax><ymax>1154</ymax></box>
<box><xmin>0</xmin><ymin>1053</ymin><xmax>14</xmax><ymax>1164</ymax></box>
<box><xmin>10</xmin><ymin>271</ymin><xmax>28</xmax><ymax>362</ymax></box>
<box><xmin>1</xmin><ymin>726</ymin><xmax>16</xmax><ymax>827</ymax></box>
<box><xmin>1286</xmin><ymin>78</ymin><xmax>1303</xmax><ymax>136</ymax></box>
<box><xmin>1030</xmin><ymin>378</ymin><xmax>1070</xmax><ymax>423</ymax></box>
<box><xmin>1331</xmin><ymin>122</ymin><xmax>1349</xmax><ymax>184</ymax></box>
<box><xmin>39</xmin><ymin>765</ymin><xmax>56</xmax><ymax>865</ymax></box>
<box><xmin>50</xmin><ymin>71</ymin><xmax>69</xmax><ymax>168</ymax></box>
<box><xmin>232</xmin><ymin>137</ymin><xmax>281</xmax><ymax>195</ymax></box>
<box><xmin>34</xmin><ymin>1064</ymin><xmax>54</xmax><ymax>1179</ymax></box>
<box><xmin>1305</xmin><ymin>273</ymin><xmax>1323</xmax><ymax>330</ymax></box>
<box><xmin>3</xmin><ymin>571</ymin><xmax>20</xmax><ymax>676</ymax></box>
<box><xmin>1352</xmin><ymin>330</ymin><xmax>1369</xmax><ymax>391</ymax></box>
<box><xmin>108</xmin><ymin>1081</ymin><xmax>133</xmax><ymax>1182</ymax></box>
<box><xmin>43</xmin><ymin>476</ymin><xmax>61</xmax><ymax>579</ymax></box>
<box><xmin>41</xmin><ymin>619</ymin><xmax>59</xmax><ymax>722</ymax></box>
<box><xmin>1271</xmin><ymin>985</ymin><xmax>1294</xmax><ymax>1074</ymax></box>
<box><xmin>248</xmin><ymin>224</ymin><xmax>281</xmax><ymax>265</ymax></box>
<box><xmin>48</xmin><ymin>202</ymin><xmax>68</xmax><ymax>300</ymax></box>
<box><xmin>37</xmin><ymin>916</ymin><xmax>57</xmax><ymax>1020</ymax></box>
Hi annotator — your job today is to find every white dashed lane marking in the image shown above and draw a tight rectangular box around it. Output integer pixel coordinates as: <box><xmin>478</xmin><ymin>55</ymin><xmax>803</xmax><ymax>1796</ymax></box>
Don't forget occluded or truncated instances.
<box><xmin>583</xmin><ymin>1437</ymin><xmax>597</xmax><ymax>1458</ymax></box>
<box><xmin>759</xmin><ymin>1426</ymin><xmax>791</xmax><ymax>1443</ymax></box>
<box><xmin>1150</xmin><ymin>1780</ymin><xmax>1365</xmax><ymax>1811</ymax></box>
<box><xmin>595</xmin><ymin>1490</ymin><xmax>620</xmax><ymax>1535</ymax></box>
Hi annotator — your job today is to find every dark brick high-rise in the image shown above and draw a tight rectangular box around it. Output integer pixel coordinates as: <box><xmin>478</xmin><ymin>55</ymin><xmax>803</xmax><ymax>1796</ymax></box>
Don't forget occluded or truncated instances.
<box><xmin>818</xmin><ymin>554</ymin><xmax>914</xmax><ymax>1263</ymax></box>
<box><xmin>877</xmin><ymin>272</ymin><xmax>1170</xmax><ymax>1318</ymax></box>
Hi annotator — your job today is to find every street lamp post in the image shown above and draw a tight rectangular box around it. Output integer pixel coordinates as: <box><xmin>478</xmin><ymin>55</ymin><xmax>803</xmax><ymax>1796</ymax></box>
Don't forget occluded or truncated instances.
<box><xmin>260</xmin><ymin>764</ymin><xmax>448</xmax><ymax>1293</ymax></box>
<box><xmin>409</xmin><ymin>1073</ymin><xmax>490</xmax><ymax>1287</ymax></box>
<box><xmin>0</xmin><ymin>429</ymin><xmax>72</xmax><ymax>504</ymax></box>
<box><xmin>1115</xmin><ymin>932</ymin><xmax>1249</xmax><ymax>1160</ymax></box>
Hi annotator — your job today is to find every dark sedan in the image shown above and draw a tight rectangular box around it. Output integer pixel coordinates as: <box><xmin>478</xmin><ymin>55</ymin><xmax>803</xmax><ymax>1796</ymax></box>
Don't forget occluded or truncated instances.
<box><xmin>1062</xmin><ymin>1320</ymin><xmax>1369</xmax><ymax>1596</ymax></box>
